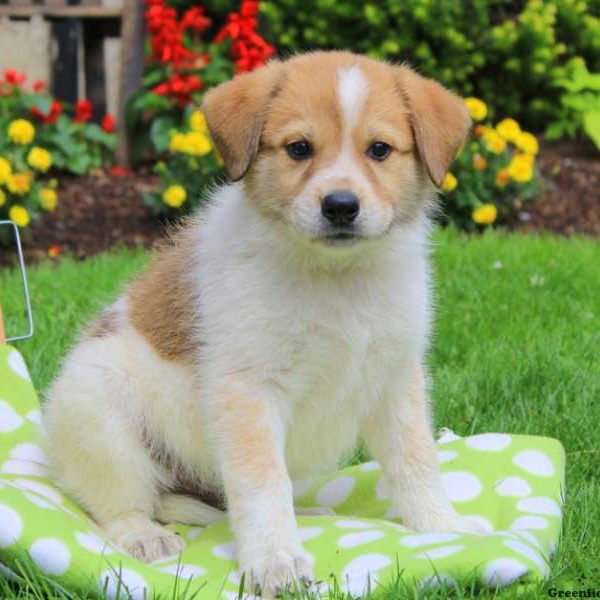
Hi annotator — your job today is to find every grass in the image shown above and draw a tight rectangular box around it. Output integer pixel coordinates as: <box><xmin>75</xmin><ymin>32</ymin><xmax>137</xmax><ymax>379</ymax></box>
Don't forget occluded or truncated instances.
<box><xmin>1</xmin><ymin>228</ymin><xmax>599</xmax><ymax>598</ymax></box>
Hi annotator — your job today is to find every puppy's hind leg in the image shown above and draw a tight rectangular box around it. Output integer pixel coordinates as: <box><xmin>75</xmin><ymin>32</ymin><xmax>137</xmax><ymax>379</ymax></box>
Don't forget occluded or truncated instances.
<box><xmin>43</xmin><ymin>345</ymin><xmax>185</xmax><ymax>563</ymax></box>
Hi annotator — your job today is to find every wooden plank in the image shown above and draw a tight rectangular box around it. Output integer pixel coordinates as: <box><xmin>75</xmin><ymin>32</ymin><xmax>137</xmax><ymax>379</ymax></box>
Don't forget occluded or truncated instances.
<box><xmin>0</xmin><ymin>6</ymin><xmax>122</xmax><ymax>18</ymax></box>
<box><xmin>116</xmin><ymin>0</ymin><xmax>144</xmax><ymax>166</ymax></box>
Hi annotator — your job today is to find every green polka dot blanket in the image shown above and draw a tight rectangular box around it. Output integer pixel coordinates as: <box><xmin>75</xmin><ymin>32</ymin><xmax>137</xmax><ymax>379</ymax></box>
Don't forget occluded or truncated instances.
<box><xmin>0</xmin><ymin>344</ymin><xmax>565</xmax><ymax>598</ymax></box>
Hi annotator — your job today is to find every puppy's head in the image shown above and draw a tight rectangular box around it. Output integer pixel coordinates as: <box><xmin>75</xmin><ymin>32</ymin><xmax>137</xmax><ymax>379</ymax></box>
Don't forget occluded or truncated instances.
<box><xmin>203</xmin><ymin>52</ymin><xmax>470</xmax><ymax>248</ymax></box>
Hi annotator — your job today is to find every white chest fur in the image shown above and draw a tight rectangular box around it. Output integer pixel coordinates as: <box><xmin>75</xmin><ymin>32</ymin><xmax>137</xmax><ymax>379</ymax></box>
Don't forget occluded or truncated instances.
<box><xmin>192</xmin><ymin>185</ymin><xmax>432</xmax><ymax>480</ymax></box>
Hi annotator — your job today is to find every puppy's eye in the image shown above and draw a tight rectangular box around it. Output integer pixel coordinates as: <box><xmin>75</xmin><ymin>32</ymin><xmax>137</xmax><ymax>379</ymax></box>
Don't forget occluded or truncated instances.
<box><xmin>367</xmin><ymin>141</ymin><xmax>392</xmax><ymax>161</ymax></box>
<box><xmin>286</xmin><ymin>140</ymin><xmax>313</xmax><ymax>160</ymax></box>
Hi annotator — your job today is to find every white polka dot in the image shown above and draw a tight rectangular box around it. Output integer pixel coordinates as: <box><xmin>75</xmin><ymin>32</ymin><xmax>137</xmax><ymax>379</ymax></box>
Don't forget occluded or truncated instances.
<box><xmin>99</xmin><ymin>568</ymin><xmax>148</xmax><ymax>600</ymax></box>
<box><xmin>335</xmin><ymin>519</ymin><xmax>373</xmax><ymax>529</ymax></box>
<box><xmin>384</xmin><ymin>505</ymin><xmax>401</xmax><ymax>518</ymax></box>
<box><xmin>494</xmin><ymin>476</ymin><xmax>532</xmax><ymax>497</ymax></box>
<box><xmin>437</xmin><ymin>450</ymin><xmax>458</xmax><ymax>464</ymax></box>
<box><xmin>212</xmin><ymin>541</ymin><xmax>237</xmax><ymax>560</ymax></box>
<box><xmin>75</xmin><ymin>531</ymin><xmax>114</xmax><ymax>554</ymax></box>
<box><xmin>513</xmin><ymin>450</ymin><xmax>555</xmax><ymax>477</ymax></box>
<box><xmin>338</xmin><ymin>530</ymin><xmax>385</xmax><ymax>549</ymax></box>
<box><xmin>25</xmin><ymin>409</ymin><xmax>43</xmax><ymax>428</ymax></box>
<box><xmin>12</xmin><ymin>479</ymin><xmax>62</xmax><ymax>504</ymax></box>
<box><xmin>418</xmin><ymin>574</ymin><xmax>457</xmax><ymax>592</ymax></box>
<box><xmin>441</xmin><ymin>471</ymin><xmax>482</xmax><ymax>502</ymax></box>
<box><xmin>342</xmin><ymin>553</ymin><xmax>392</xmax><ymax>596</ymax></box>
<box><xmin>8</xmin><ymin>349</ymin><xmax>30</xmax><ymax>381</ymax></box>
<box><xmin>24</xmin><ymin>492</ymin><xmax>56</xmax><ymax>510</ymax></box>
<box><xmin>503</xmin><ymin>540</ymin><xmax>549</xmax><ymax>575</ymax></box>
<box><xmin>1</xmin><ymin>459</ymin><xmax>48</xmax><ymax>477</ymax></box>
<box><xmin>159</xmin><ymin>563</ymin><xmax>206</xmax><ymax>579</ymax></box>
<box><xmin>187</xmin><ymin>527</ymin><xmax>203</xmax><ymax>539</ymax></box>
<box><xmin>463</xmin><ymin>515</ymin><xmax>494</xmax><ymax>532</ymax></box>
<box><xmin>400</xmin><ymin>533</ymin><xmax>460</xmax><ymax>548</ymax></box>
<box><xmin>517</xmin><ymin>496</ymin><xmax>561</xmax><ymax>517</ymax></box>
<box><xmin>465</xmin><ymin>433</ymin><xmax>512</xmax><ymax>452</ymax></box>
<box><xmin>483</xmin><ymin>558</ymin><xmax>529</xmax><ymax>586</ymax></box>
<box><xmin>0</xmin><ymin>400</ymin><xmax>24</xmax><ymax>433</ymax></box>
<box><xmin>10</xmin><ymin>443</ymin><xmax>47</xmax><ymax>465</ymax></box>
<box><xmin>30</xmin><ymin>539</ymin><xmax>71</xmax><ymax>575</ymax></box>
<box><xmin>0</xmin><ymin>503</ymin><xmax>23</xmax><ymax>548</ymax></box>
<box><xmin>415</xmin><ymin>545</ymin><xmax>465</xmax><ymax>560</ymax></box>
<box><xmin>292</xmin><ymin>479</ymin><xmax>313</xmax><ymax>498</ymax></box>
<box><xmin>298</xmin><ymin>527</ymin><xmax>324</xmax><ymax>542</ymax></box>
<box><xmin>437</xmin><ymin>428</ymin><xmax>461</xmax><ymax>444</ymax></box>
<box><xmin>375</xmin><ymin>477</ymin><xmax>389</xmax><ymax>500</ymax></box>
<box><xmin>359</xmin><ymin>461</ymin><xmax>380</xmax><ymax>472</ymax></box>
<box><xmin>316</xmin><ymin>476</ymin><xmax>355</xmax><ymax>507</ymax></box>
<box><xmin>513</xmin><ymin>531</ymin><xmax>541</xmax><ymax>549</ymax></box>
<box><xmin>227</xmin><ymin>570</ymin><xmax>241</xmax><ymax>585</ymax></box>
<box><xmin>510</xmin><ymin>516</ymin><xmax>549</xmax><ymax>531</ymax></box>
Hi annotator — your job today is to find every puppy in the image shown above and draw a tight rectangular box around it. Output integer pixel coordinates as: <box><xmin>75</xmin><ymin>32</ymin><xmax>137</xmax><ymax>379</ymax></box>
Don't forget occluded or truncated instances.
<box><xmin>43</xmin><ymin>51</ymin><xmax>477</xmax><ymax>596</ymax></box>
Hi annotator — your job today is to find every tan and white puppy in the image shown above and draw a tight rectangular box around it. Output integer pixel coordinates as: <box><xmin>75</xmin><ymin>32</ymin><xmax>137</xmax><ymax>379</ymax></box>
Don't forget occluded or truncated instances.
<box><xmin>44</xmin><ymin>51</ymin><xmax>475</xmax><ymax>596</ymax></box>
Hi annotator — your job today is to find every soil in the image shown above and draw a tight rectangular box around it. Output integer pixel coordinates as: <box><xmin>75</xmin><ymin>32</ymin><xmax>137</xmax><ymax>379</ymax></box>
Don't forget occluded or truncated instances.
<box><xmin>515</xmin><ymin>139</ymin><xmax>600</xmax><ymax>237</ymax></box>
<box><xmin>0</xmin><ymin>140</ymin><xmax>598</xmax><ymax>266</ymax></box>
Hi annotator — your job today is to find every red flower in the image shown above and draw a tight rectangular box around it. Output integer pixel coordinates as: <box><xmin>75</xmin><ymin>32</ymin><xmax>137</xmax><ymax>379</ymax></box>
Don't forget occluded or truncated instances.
<box><xmin>214</xmin><ymin>1</ymin><xmax>274</xmax><ymax>73</ymax></box>
<box><xmin>73</xmin><ymin>99</ymin><xmax>93</xmax><ymax>123</ymax></box>
<box><xmin>33</xmin><ymin>80</ymin><xmax>45</xmax><ymax>93</ymax></box>
<box><xmin>30</xmin><ymin>100</ymin><xmax>63</xmax><ymax>124</ymax></box>
<box><xmin>181</xmin><ymin>6</ymin><xmax>211</xmax><ymax>33</ymax></box>
<box><xmin>108</xmin><ymin>166</ymin><xmax>133</xmax><ymax>177</ymax></box>
<box><xmin>4</xmin><ymin>69</ymin><xmax>26</xmax><ymax>86</ymax></box>
<box><xmin>102</xmin><ymin>114</ymin><xmax>116</xmax><ymax>133</ymax></box>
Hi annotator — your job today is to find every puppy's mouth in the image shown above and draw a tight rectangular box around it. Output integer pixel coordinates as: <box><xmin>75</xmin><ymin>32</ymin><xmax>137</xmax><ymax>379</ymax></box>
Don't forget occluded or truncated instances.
<box><xmin>319</xmin><ymin>229</ymin><xmax>363</xmax><ymax>246</ymax></box>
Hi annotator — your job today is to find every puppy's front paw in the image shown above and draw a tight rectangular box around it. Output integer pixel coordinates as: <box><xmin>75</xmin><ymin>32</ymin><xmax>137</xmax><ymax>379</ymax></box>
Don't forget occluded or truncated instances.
<box><xmin>241</xmin><ymin>547</ymin><xmax>313</xmax><ymax>598</ymax></box>
<box><xmin>114</xmin><ymin>526</ymin><xmax>185</xmax><ymax>563</ymax></box>
<box><xmin>406</xmin><ymin>508</ymin><xmax>486</xmax><ymax>535</ymax></box>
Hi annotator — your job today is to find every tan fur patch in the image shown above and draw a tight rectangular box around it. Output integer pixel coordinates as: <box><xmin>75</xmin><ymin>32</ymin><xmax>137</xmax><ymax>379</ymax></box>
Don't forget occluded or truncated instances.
<box><xmin>85</xmin><ymin>309</ymin><xmax>120</xmax><ymax>339</ymax></box>
<box><xmin>217</xmin><ymin>390</ymin><xmax>281</xmax><ymax>482</ymax></box>
<box><xmin>129</xmin><ymin>228</ymin><xmax>198</xmax><ymax>363</ymax></box>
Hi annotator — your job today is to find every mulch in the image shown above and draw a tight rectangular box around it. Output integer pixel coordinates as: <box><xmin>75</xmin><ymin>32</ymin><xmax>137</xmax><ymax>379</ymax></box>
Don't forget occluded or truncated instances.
<box><xmin>0</xmin><ymin>139</ymin><xmax>598</xmax><ymax>266</ymax></box>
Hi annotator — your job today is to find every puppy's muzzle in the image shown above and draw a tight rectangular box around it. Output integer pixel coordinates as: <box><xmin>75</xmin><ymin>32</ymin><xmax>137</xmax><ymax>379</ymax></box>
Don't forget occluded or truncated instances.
<box><xmin>321</xmin><ymin>190</ymin><xmax>360</xmax><ymax>226</ymax></box>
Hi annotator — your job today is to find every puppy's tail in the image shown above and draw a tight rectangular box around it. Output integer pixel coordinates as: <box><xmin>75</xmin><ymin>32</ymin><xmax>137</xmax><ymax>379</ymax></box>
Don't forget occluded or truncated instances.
<box><xmin>156</xmin><ymin>493</ymin><xmax>225</xmax><ymax>526</ymax></box>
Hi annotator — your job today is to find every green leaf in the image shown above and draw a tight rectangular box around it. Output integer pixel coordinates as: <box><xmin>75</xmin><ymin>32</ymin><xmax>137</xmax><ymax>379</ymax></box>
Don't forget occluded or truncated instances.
<box><xmin>67</xmin><ymin>153</ymin><xmax>91</xmax><ymax>175</ymax></box>
<box><xmin>582</xmin><ymin>111</ymin><xmax>600</xmax><ymax>150</ymax></box>
<box><xmin>150</xmin><ymin>115</ymin><xmax>177</xmax><ymax>152</ymax></box>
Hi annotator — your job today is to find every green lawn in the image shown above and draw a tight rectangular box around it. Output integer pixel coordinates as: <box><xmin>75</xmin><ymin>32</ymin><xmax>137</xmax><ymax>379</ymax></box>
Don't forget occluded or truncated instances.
<box><xmin>0</xmin><ymin>229</ymin><xmax>599</xmax><ymax>599</ymax></box>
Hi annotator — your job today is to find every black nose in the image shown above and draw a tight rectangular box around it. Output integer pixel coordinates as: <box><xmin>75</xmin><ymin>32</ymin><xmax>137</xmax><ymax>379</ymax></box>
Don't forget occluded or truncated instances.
<box><xmin>321</xmin><ymin>190</ymin><xmax>360</xmax><ymax>225</ymax></box>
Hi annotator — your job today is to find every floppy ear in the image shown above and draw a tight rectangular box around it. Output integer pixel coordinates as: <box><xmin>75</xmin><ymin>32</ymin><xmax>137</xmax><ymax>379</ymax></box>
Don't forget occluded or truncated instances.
<box><xmin>395</xmin><ymin>66</ymin><xmax>471</xmax><ymax>187</ymax></box>
<box><xmin>202</xmin><ymin>61</ymin><xmax>285</xmax><ymax>181</ymax></box>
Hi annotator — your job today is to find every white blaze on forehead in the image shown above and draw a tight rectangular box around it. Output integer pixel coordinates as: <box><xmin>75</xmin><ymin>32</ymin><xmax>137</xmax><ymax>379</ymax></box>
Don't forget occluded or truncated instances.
<box><xmin>337</xmin><ymin>66</ymin><xmax>369</xmax><ymax>133</ymax></box>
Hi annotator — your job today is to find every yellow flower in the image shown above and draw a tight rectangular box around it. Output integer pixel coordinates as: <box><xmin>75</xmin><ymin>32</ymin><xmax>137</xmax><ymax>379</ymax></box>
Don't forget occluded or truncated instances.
<box><xmin>169</xmin><ymin>132</ymin><xmax>188</xmax><ymax>153</ymax></box>
<box><xmin>27</xmin><ymin>147</ymin><xmax>53</xmax><ymax>173</ymax></box>
<box><xmin>0</xmin><ymin>189</ymin><xmax>6</xmax><ymax>207</ymax></box>
<box><xmin>496</xmin><ymin>118</ymin><xmax>521</xmax><ymax>142</ymax></box>
<box><xmin>184</xmin><ymin>132</ymin><xmax>212</xmax><ymax>156</ymax></box>
<box><xmin>515</xmin><ymin>131</ymin><xmax>539</xmax><ymax>155</ymax></box>
<box><xmin>508</xmin><ymin>154</ymin><xmax>534</xmax><ymax>183</ymax></box>
<box><xmin>189</xmin><ymin>110</ymin><xmax>207</xmax><ymax>133</ymax></box>
<box><xmin>169</xmin><ymin>131</ymin><xmax>212</xmax><ymax>156</ymax></box>
<box><xmin>495</xmin><ymin>168</ymin><xmax>510</xmax><ymax>188</ymax></box>
<box><xmin>162</xmin><ymin>184</ymin><xmax>187</xmax><ymax>208</ymax></box>
<box><xmin>40</xmin><ymin>188</ymin><xmax>58</xmax><ymax>211</ymax></box>
<box><xmin>0</xmin><ymin>157</ymin><xmax>12</xmax><ymax>184</ymax></box>
<box><xmin>8</xmin><ymin>119</ymin><xmax>35</xmax><ymax>145</ymax></box>
<box><xmin>8</xmin><ymin>205</ymin><xmax>30</xmax><ymax>228</ymax></box>
<box><xmin>473</xmin><ymin>124</ymin><xmax>489</xmax><ymax>137</ymax></box>
<box><xmin>483</xmin><ymin>129</ymin><xmax>507</xmax><ymax>154</ymax></box>
<box><xmin>7</xmin><ymin>173</ymin><xmax>31</xmax><ymax>195</ymax></box>
<box><xmin>472</xmin><ymin>203</ymin><xmax>497</xmax><ymax>225</ymax></box>
<box><xmin>472</xmin><ymin>154</ymin><xmax>488</xmax><ymax>170</ymax></box>
<box><xmin>440</xmin><ymin>172</ymin><xmax>457</xmax><ymax>192</ymax></box>
<box><xmin>464</xmin><ymin>97</ymin><xmax>488</xmax><ymax>121</ymax></box>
